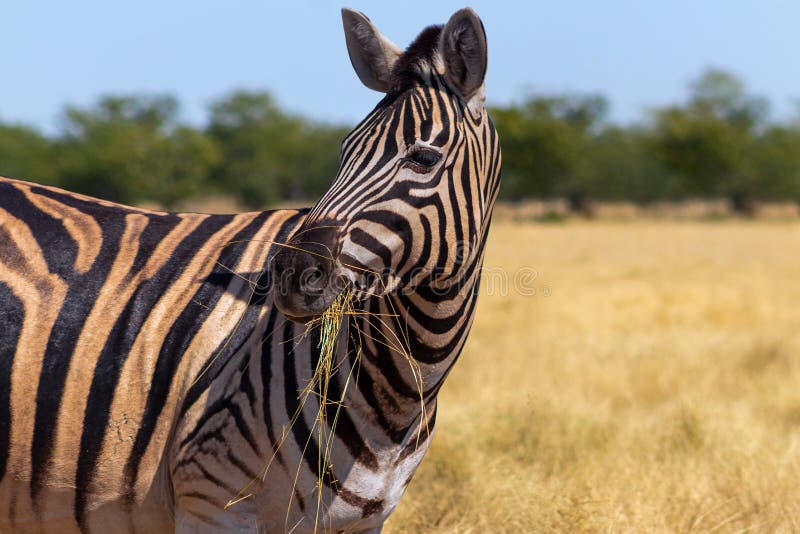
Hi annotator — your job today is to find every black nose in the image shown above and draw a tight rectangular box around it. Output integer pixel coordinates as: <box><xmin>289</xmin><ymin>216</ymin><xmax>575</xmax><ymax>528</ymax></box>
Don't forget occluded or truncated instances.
<box><xmin>273</xmin><ymin>249</ymin><xmax>331</xmax><ymax>301</ymax></box>
<box><xmin>271</xmin><ymin>224</ymin><xmax>340</xmax><ymax>321</ymax></box>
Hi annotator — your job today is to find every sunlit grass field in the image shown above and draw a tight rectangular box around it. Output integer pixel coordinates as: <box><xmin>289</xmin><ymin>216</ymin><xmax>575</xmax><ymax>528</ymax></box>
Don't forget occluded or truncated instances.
<box><xmin>385</xmin><ymin>220</ymin><xmax>800</xmax><ymax>533</ymax></box>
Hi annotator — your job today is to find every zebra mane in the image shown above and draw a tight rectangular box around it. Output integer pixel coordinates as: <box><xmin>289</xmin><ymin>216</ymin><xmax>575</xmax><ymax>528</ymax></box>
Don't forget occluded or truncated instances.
<box><xmin>389</xmin><ymin>24</ymin><xmax>443</xmax><ymax>93</ymax></box>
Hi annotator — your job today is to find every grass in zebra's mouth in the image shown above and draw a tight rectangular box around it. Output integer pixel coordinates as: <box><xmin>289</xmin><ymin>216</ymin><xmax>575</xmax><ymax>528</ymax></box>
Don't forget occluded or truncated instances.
<box><xmin>218</xmin><ymin>246</ymin><xmax>426</xmax><ymax>532</ymax></box>
<box><xmin>295</xmin><ymin>288</ymin><xmax>359</xmax><ymax>532</ymax></box>
<box><xmin>292</xmin><ymin>284</ymin><xmax>428</xmax><ymax>532</ymax></box>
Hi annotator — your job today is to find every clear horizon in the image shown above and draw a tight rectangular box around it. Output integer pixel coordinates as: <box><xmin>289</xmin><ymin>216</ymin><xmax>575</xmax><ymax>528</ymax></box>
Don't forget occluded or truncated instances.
<box><xmin>2</xmin><ymin>1</ymin><xmax>799</xmax><ymax>133</ymax></box>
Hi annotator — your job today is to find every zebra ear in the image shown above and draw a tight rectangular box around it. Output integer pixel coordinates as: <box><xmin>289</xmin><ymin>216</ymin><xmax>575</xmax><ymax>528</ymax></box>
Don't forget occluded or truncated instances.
<box><xmin>439</xmin><ymin>8</ymin><xmax>488</xmax><ymax>101</ymax></box>
<box><xmin>342</xmin><ymin>8</ymin><xmax>402</xmax><ymax>93</ymax></box>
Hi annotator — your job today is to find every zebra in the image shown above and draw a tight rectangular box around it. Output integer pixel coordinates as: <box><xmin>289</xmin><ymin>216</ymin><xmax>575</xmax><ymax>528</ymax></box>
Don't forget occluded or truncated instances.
<box><xmin>0</xmin><ymin>7</ymin><xmax>500</xmax><ymax>533</ymax></box>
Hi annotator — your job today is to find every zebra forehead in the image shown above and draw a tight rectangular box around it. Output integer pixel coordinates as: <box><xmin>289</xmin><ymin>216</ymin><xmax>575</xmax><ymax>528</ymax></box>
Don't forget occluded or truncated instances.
<box><xmin>389</xmin><ymin>25</ymin><xmax>444</xmax><ymax>93</ymax></box>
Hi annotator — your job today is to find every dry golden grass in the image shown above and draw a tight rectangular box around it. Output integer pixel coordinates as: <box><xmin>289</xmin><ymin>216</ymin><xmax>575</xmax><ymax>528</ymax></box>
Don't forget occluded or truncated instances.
<box><xmin>385</xmin><ymin>220</ymin><xmax>800</xmax><ymax>533</ymax></box>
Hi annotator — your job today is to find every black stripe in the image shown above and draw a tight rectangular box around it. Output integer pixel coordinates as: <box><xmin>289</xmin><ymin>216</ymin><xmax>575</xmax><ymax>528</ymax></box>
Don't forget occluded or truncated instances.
<box><xmin>431</xmin><ymin>90</ymin><xmax>452</xmax><ymax>147</ymax></box>
<box><xmin>177</xmin><ymin>491</ymin><xmax>224</xmax><ymax>507</ymax></box>
<box><xmin>259</xmin><ymin>310</ymin><xmax>278</xmax><ymax>426</ymax></box>
<box><xmin>0</xmin><ymin>184</ymin><xmax>78</xmax><ymax>279</ymax></box>
<box><xmin>260</xmin><ymin>309</ymin><xmax>286</xmax><ymax>468</ymax></box>
<box><xmin>448</xmin><ymin>166</ymin><xmax>474</xmax><ymax>276</ymax></box>
<box><xmin>397</xmin><ymin>404</ymin><xmax>437</xmax><ymax>462</ymax></box>
<box><xmin>419</xmin><ymin>88</ymin><xmax>434</xmax><ymax>141</ymax></box>
<box><xmin>0</xmin><ymin>282</ymin><xmax>23</xmax><ymax>480</ymax></box>
<box><xmin>293</xmin><ymin>488</ymin><xmax>307</xmax><ymax>514</ymax></box>
<box><xmin>411</xmin><ymin>212</ymin><xmax>435</xmax><ymax>282</ymax></box>
<box><xmin>0</xmin><ymin>224</ymin><xmax>33</xmax><ymax>276</ymax></box>
<box><xmin>237</xmin><ymin>355</ymin><xmax>257</xmax><ymax>415</ymax></box>
<box><xmin>191</xmin><ymin>459</ymin><xmax>240</xmax><ymax>496</ymax></box>
<box><xmin>283</xmin><ymin>322</ymin><xmax>319</xmax><ymax>478</ymax></box>
<box><xmin>402</xmin><ymin>97</ymin><xmax>417</xmax><ymax>148</ymax></box>
<box><xmin>360</xmin><ymin>210</ymin><xmax>413</xmax><ymax>271</ymax></box>
<box><xmin>128</xmin><ymin>214</ymin><xmax>182</xmax><ymax>276</ymax></box>
<box><xmin>322</xmin><ymin>322</ymin><xmax>378</xmax><ymax>471</ymax></box>
<box><xmin>348</xmin><ymin>228</ymin><xmax>392</xmax><ymax>269</ymax></box>
<box><xmin>226</xmin><ymin>449</ymin><xmax>259</xmax><ymax>480</ymax></box>
<box><xmin>401</xmin><ymin>279</ymin><xmax>481</xmax><ymax>363</ymax></box>
<box><xmin>178</xmin><ymin>395</ymin><xmax>260</xmax><ymax>456</ymax></box>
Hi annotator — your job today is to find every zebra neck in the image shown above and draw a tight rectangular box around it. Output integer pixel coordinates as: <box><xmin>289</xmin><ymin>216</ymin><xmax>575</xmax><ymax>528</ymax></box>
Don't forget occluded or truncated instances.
<box><xmin>346</xmin><ymin>253</ymin><xmax>483</xmax><ymax>432</ymax></box>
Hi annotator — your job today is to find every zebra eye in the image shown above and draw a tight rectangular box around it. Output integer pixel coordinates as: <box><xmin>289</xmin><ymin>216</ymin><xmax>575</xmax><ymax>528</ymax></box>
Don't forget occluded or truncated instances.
<box><xmin>406</xmin><ymin>148</ymin><xmax>441</xmax><ymax>171</ymax></box>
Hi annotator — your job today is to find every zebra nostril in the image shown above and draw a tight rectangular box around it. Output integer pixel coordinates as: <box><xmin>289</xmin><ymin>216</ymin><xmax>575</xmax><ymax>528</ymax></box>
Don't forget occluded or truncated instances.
<box><xmin>299</xmin><ymin>264</ymin><xmax>327</xmax><ymax>294</ymax></box>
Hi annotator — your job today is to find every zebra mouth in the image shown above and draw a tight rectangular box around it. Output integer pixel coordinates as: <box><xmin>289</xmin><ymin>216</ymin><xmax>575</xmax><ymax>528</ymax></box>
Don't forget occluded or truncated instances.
<box><xmin>272</xmin><ymin>268</ymin><xmax>339</xmax><ymax>324</ymax></box>
<box><xmin>271</xmin><ymin>243</ymin><xmax>342</xmax><ymax>323</ymax></box>
<box><xmin>274</xmin><ymin>293</ymin><xmax>337</xmax><ymax>324</ymax></box>
<box><xmin>271</xmin><ymin>225</ymin><xmax>400</xmax><ymax>322</ymax></box>
<box><xmin>273</xmin><ymin>264</ymin><xmax>390</xmax><ymax>323</ymax></box>
<box><xmin>271</xmin><ymin>222</ymin><xmax>351</xmax><ymax>323</ymax></box>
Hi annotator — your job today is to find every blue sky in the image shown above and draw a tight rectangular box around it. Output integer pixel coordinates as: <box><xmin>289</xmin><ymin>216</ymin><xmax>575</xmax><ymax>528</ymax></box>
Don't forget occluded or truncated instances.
<box><xmin>2</xmin><ymin>1</ymin><xmax>799</xmax><ymax>132</ymax></box>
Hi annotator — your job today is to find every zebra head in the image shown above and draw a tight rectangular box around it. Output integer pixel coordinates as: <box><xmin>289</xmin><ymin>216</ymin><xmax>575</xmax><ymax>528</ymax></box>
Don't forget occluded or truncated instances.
<box><xmin>273</xmin><ymin>7</ymin><xmax>501</xmax><ymax>322</ymax></box>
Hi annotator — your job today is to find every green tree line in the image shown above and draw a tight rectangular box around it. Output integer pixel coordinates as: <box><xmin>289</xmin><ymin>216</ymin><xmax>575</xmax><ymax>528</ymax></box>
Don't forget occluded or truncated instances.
<box><xmin>2</xmin><ymin>68</ymin><xmax>799</xmax><ymax>210</ymax></box>
<box><xmin>0</xmin><ymin>92</ymin><xmax>348</xmax><ymax>209</ymax></box>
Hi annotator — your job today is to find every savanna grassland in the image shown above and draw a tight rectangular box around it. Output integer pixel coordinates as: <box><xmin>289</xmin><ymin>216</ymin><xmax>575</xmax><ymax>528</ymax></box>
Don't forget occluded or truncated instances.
<box><xmin>385</xmin><ymin>220</ymin><xmax>800</xmax><ymax>533</ymax></box>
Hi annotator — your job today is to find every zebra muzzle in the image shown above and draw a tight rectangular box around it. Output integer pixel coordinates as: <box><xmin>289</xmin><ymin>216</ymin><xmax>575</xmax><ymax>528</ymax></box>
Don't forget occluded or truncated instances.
<box><xmin>271</xmin><ymin>230</ymin><xmax>342</xmax><ymax>323</ymax></box>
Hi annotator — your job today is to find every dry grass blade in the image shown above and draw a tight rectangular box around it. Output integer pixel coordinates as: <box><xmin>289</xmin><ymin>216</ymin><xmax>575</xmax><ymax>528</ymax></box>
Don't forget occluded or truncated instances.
<box><xmin>299</xmin><ymin>289</ymin><xmax>355</xmax><ymax>533</ymax></box>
